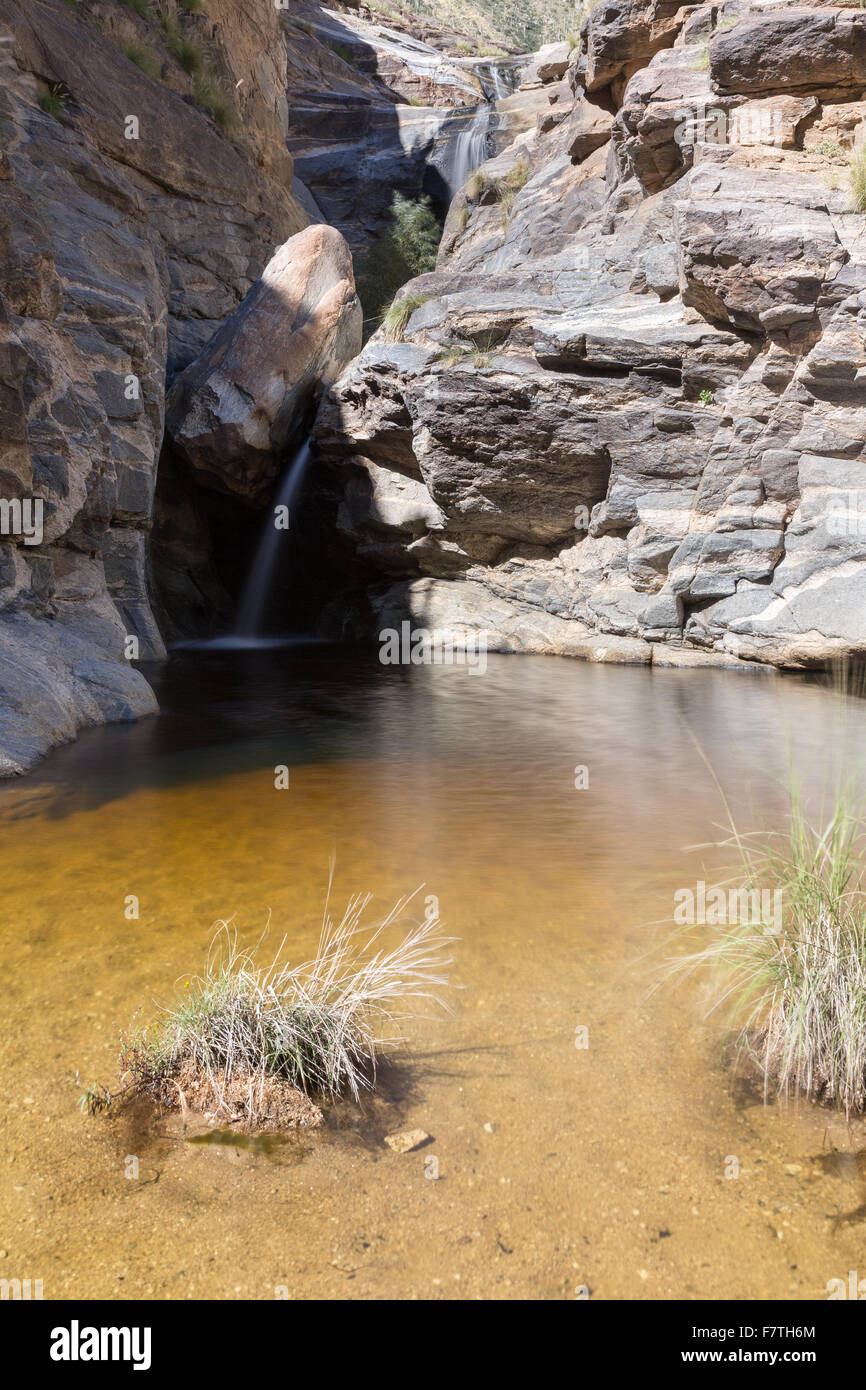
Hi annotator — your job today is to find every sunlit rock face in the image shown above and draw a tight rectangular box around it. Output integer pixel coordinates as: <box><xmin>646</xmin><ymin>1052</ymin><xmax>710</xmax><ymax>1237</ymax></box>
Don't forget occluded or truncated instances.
<box><xmin>166</xmin><ymin>226</ymin><xmax>362</xmax><ymax>505</ymax></box>
<box><xmin>0</xmin><ymin>0</ymin><xmax>308</xmax><ymax>771</ymax></box>
<box><xmin>319</xmin><ymin>1</ymin><xmax>866</xmax><ymax>669</ymax></box>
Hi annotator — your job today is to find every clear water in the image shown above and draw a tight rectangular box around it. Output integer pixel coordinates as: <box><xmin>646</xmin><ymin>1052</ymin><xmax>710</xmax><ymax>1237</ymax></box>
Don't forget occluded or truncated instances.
<box><xmin>2</xmin><ymin>649</ymin><xmax>865</xmax><ymax>1299</ymax></box>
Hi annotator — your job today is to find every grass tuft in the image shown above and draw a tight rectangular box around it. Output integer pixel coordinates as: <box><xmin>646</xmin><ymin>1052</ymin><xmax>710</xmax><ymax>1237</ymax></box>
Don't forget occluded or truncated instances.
<box><xmin>121</xmin><ymin>42</ymin><xmax>160</xmax><ymax>78</ymax></box>
<box><xmin>193</xmin><ymin>73</ymin><xmax>236</xmax><ymax>131</ymax></box>
<box><xmin>166</xmin><ymin>31</ymin><xmax>203</xmax><ymax>74</ymax></box>
<box><xmin>110</xmin><ymin>885</ymin><xmax>453</xmax><ymax>1126</ymax></box>
<box><xmin>850</xmin><ymin>146</ymin><xmax>866</xmax><ymax>212</ymax></box>
<box><xmin>663</xmin><ymin>767</ymin><xmax>866</xmax><ymax>1116</ymax></box>
<box><xmin>38</xmin><ymin>90</ymin><xmax>66</xmax><ymax>118</ymax></box>
<box><xmin>381</xmin><ymin>290</ymin><xmax>432</xmax><ymax>342</ymax></box>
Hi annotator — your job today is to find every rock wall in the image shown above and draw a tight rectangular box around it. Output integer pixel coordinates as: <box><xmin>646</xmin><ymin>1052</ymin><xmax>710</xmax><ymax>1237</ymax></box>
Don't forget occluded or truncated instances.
<box><xmin>0</xmin><ymin>0</ymin><xmax>309</xmax><ymax>771</ymax></box>
<box><xmin>318</xmin><ymin>0</ymin><xmax>866</xmax><ymax>668</ymax></box>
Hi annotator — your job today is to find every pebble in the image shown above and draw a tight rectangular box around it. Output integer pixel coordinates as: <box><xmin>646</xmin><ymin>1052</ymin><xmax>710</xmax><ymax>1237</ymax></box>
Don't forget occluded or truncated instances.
<box><xmin>384</xmin><ymin>1129</ymin><xmax>431</xmax><ymax>1155</ymax></box>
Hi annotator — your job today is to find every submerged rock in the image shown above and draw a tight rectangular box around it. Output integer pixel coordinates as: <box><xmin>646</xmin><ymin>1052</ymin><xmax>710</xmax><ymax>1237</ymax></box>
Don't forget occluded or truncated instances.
<box><xmin>385</xmin><ymin>1128</ymin><xmax>432</xmax><ymax>1153</ymax></box>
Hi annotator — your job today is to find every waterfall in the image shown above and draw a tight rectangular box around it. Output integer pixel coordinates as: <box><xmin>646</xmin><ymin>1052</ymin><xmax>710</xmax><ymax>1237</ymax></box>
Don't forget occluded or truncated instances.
<box><xmin>234</xmin><ymin>438</ymin><xmax>312</xmax><ymax>639</ymax></box>
<box><xmin>446</xmin><ymin>103</ymin><xmax>492</xmax><ymax>197</ymax></box>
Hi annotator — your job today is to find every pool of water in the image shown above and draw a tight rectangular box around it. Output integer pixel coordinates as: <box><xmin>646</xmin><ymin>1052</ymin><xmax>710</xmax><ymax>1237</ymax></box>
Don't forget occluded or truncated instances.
<box><xmin>1</xmin><ymin>647</ymin><xmax>865</xmax><ymax>1300</ymax></box>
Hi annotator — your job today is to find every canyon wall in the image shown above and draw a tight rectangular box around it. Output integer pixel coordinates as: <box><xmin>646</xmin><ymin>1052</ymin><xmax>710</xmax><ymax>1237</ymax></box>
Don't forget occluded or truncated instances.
<box><xmin>319</xmin><ymin>2</ymin><xmax>866</xmax><ymax>668</ymax></box>
<box><xmin>0</xmin><ymin>0</ymin><xmax>357</xmax><ymax>769</ymax></box>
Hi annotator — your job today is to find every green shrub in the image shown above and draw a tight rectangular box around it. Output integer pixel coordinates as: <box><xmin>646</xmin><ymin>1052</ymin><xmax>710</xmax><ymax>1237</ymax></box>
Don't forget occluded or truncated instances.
<box><xmin>698</xmin><ymin>388</ymin><xmax>715</xmax><ymax>405</ymax></box>
<box><xmin>194</xmin><ymin>73</ymin><xmax>236</xmax><ymax>131</ymax></box>
<box><xmin>121</xmin><ymin>41</ymin><xmax>160</xmax><ymax>77</ymax></box>
<box><xmin>357</xmin><ymin>192</ymin><xmax>441</xmax><ymax>331</ymax></box>
<box><xmin>167</xmin><ymin>32</ymin><xmax>203</xmax><ymax>74</ymax></box>
<box><xmin>38</xmin><ymin>90</ymin><xmax>66</xmax><ymax>118</ymax></box>
<box><xmin>812</xmin><ymin>139</ymin><xmax>846</xmax><ymax>159</ymax></box>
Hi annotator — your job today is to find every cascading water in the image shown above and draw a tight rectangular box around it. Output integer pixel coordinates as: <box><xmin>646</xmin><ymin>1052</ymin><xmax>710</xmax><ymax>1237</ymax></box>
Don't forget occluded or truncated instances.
<box><xmin>446</xmin><ymin>102</ymin><xmax>492</xmax><ymax>197</ymax></box>
<box><xmin>234</xmin><ymin>438</ymin><xmax>312</xmax><ymax>640</ymax></box>
<box><xmin>444</xmin><ymin>59</ymin><xmax>524</xmax><ymax>198</ymax></box>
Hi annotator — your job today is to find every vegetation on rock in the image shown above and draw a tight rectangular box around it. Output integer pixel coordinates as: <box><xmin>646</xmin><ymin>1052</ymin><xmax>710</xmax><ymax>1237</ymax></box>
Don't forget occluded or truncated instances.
<box><xmin>358</xmin><ymin>192</ymin><xmax>441</xmax><ymax>330</ymax></box>
<box><xmin>86</xmin><ymin>888</ymin><xmax>452</xmax><ymax>1128</ymax></box>
<box><xmin>665</xmin><ymin>771</ymin><xmax>866</xmax><ymax>1116</ymax></box>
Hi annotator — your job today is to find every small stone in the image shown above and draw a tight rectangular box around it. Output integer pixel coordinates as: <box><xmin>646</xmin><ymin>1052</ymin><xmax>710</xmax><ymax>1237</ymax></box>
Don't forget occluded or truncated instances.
<box><xmin>483</xmin><ymin>1122</ymin><xmax>496</xmax><ymax>1134</ymax></box>
<box><xmin>384</xmin><ymin>1128</ymin><xmax>431</xmax><ymax>1154</ymax></box>
<box><xmin>783</xmin><ymin>1163</ymin><xmax>803</xmax><ymax>1175</ymax></box>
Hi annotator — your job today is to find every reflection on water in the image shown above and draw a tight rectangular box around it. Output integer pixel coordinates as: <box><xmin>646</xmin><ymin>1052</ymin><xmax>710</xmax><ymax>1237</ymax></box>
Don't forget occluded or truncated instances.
<box><xmin>1</xmin><ymin>650</ymin><xmax>865</xmax><ymax>1299</ymax></box>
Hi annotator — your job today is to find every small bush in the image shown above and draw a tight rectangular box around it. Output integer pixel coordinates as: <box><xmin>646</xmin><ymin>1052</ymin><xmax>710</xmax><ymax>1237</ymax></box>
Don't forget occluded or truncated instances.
<box><xmin>194</xmin><ymin>73</ymin><xmax>236</xmax><ymax>131</ymax></box>
<box><xmin>97</xmin><ymin>889</ymin><xmax>452</xmax><ymax>1127</ymax></box>
<box><xmin>118</xmin><ymin>0</ymin><xmax>153</xmax><ymax>16</ymax></box>
<box><xmin>121</xmin><ymin>42</ymin><xmax>160</xmax><ymax>77</ymax></box>
<box><xmin>698</xmin><ymin>388</ymin><xmax>715</xmax><ymax>405</ymax></box>
<box><xmin>167</xmin><ymin>32</ymin><xmax>203</xmax><ymax>74</ymax></box>
<box><xmin>178</xmin><ymin>0</ymin><xmax>204</xmax><ymax>11</ymax></box>
<box><xmin>851</xmin><ymin>147</ymin><xmax>866</xmax><ymax>210</ymax></box>
<box><xmin>38</xmin><ymin>90</ymin><xmax>66</xmax><ymax>118</ymax></box>
<box><xmin>381</xmin><ymin>290</ymin><xmax>432</xmax><ymax>343</ymax></box>
<box><xmin>357</xmin><ymin>192</ymin><xmax>441</xmax><ymax>330</ymax></box>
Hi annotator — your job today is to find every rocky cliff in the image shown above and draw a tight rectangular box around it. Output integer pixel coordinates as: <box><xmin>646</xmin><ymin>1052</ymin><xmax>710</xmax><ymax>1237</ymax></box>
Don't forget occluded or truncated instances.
<box><xmin>0</xmin><ymin>0</ymin><xmax>360</xmax><ymax>770</ymax></box>
<box><xmin>319</xmin><ymin>2</ymin><xmax>866</xmax><ymax>668</ymax></box>
<box><xmin>4</xmin><ymin>0</ymin><xmax>866</xmax><ymax>776</ymax></box>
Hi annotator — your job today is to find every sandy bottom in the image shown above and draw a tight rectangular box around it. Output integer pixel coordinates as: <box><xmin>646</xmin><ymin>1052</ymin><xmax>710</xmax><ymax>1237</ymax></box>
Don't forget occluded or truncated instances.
<box><xmin>1</xmin><ymin>651</ymin><xmax>865</xmax><ymax>1300</ymax></box>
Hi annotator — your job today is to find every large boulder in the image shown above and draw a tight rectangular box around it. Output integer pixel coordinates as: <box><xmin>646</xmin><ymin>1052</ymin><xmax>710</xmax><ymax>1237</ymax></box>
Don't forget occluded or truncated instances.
<box><xmin>710</xmin><ymin>8</ymin><xmax>866</xmax><ymax>97</ymax></box>
<box><xmin>166</xmin><ymin>226</ymin><xmax>362</xmax><ymax>503</ymax></box>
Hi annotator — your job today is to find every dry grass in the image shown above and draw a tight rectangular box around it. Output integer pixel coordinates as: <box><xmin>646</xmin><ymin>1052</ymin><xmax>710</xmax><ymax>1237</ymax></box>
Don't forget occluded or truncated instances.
<box><xmin>109</xmin><ymin>883</ymin><xmax>453</xmax><ymax>1127</ymax></box>
<box><xmin>850</xmin><ymin>146</ymin><xmax>866</xmax><ymax>212</ymax></box>
<box><xmin>662</xmin><ymin>762</ymin><xmax>866</xmax><ymax>1115</ymax></box>
<box><xmin>381</xmin><ymin>290</ymin><xmax>432</xmax><ymax>342</ymax></box>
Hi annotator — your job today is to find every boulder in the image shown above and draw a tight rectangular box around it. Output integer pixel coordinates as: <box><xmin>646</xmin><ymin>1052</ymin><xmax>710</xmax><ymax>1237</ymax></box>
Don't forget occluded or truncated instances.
<box><xmin>166</xmin><ymin>226</ymin><xmax>362</xmax><ymax>503</ymax></box>
<box><xmin>710</xmin><ymin>8</ymin><xmax>866</xmax><ymax>97</ymax></box>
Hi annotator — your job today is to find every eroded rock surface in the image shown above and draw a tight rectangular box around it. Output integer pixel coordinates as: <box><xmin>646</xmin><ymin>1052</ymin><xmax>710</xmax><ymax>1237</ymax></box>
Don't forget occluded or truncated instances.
<box><xmin>0</xmin><ymin>0</ymin><xmax>308</xmax><ymax>771</ymax></box>
<box><xmin>319</xmin><ymin>1</ymin><xmax>866</xmax><ymax>668</ymax></box>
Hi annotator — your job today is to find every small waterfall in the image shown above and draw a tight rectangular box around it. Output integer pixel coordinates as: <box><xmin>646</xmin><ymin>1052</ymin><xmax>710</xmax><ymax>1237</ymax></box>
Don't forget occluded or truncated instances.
<box><xmin>234</xmin><ymin>438</ymin><xmax>312</xmax><ymax>639</ymax></box>
<box><xmin>446</xmin><ymin>103</ymin><xmax>492</xmax><ymax>196</ymax></box>
<box><xmin>478</xmin><ymin>61</ymin><xmax>510</xmax><ymax>102</ymax></box>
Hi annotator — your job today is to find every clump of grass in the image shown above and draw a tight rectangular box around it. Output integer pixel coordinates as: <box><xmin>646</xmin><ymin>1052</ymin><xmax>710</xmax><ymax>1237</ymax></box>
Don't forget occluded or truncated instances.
<box><xmin>105</xmin><ymin>886</ymin><xmax>452</xmax><ymax>1127</ymax></box>
<box><xmin>38</xmin><ymin>89</ymin><xmax>66</xmax><ymax>118</ymax></box>
<box><xmin>121</xmin><ymin>41</ymin><xmax>160</xmax><ymax>77</ymax></box>
<box><xmin>193</xmin><ymin>73</ymin><xmax>236</xmax><ymax>130</ymax></box>
<box><xmin>178</xmin><ymin>0</ymin><xmax>204</xmax><ymax>11</ymax></box>
<box><xmin>166</xmin><ymin>31</ymin><xmax>203</xmax><ymax>74</ymax></box>
<box><xmin>466</xmin><ymin>159</ymin><xmax>530</xmax><ymax>214</ymax></box>
<box><xmin>850</xmin><ymin>146</ymin><xmax>866</xmax><ymax>211</ymax></box>
<box><xmin>664</xmin><ymin>776</ymin><xmax>866</xmax><ymax>1116</ymax></box>
<box><xmin>381</xmin><ymin>290</ymin><xmax>432</xmax><ymax>342</ymax></box>
<box><xmin>118</xmin><ymin>0</ymin><xmax>153</xmax><ymax>16</ymax></box>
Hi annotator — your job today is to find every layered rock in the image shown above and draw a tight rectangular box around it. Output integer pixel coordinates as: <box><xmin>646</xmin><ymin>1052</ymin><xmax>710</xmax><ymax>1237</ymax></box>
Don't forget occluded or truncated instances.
<box><xmin>0</xmin><ymin>0</ymin><xmax>309</xmax><ymax>771</ymax></box>
<box><xmin>318</xmin><ymin>1</ymin><xmax>866</xmax><ymax>669</ymax></box>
